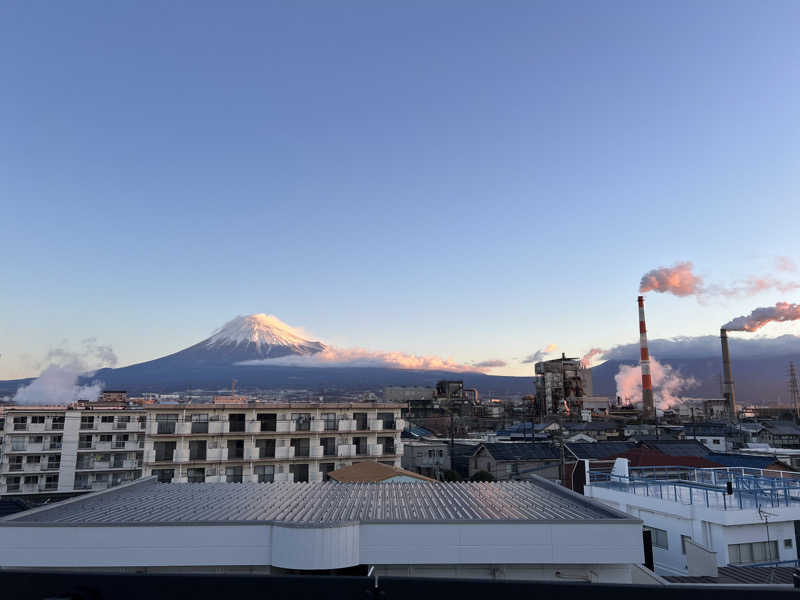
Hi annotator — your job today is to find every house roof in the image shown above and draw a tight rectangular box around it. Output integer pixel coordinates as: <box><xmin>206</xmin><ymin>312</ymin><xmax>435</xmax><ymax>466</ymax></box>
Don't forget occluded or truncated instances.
<box><xmin>564</xmin><ymin>422</ymin><xmax>619</xmax><ymax>432</ymax></box>
<box><xmin>566</xmin><ymin>442</ymin><xmax>636</xmax><ymax>459</ymax></box>
<box><xmin>2</xmin><ymin>477</ymin><xmax>633</xmax><ymax>524</ymax></box>
<box><xmin>403</xmin><ymin>425</ymin><xmax>434</xmax><ymax>439</ymax></box>
<box><xmin>328</xmin><ymin>461</ymin><xmax>435</xmax><ymax>483</ymax></box>
<box><xmin>479</xmin><ymin>443</ymin><xmax>560</xmax><ymax>461</ymax></box>
<box><xmin>707</xmin><ymin>452</ymin><xmax>784</xmax><ymax>470</ymax></box>
<box><xmin>615</xmin><ymin>448</ymin><xmax>721</xmax><ymax>469</ymax></box>
<box><xmin>761</xmin><ymin>421</ymin><xmax>800</xmax><ymax>435</ymax></box>
<box><xmin>641</xmin><ymin>440</ymin><xmax>711</xmax><ymax>456</ymax></box>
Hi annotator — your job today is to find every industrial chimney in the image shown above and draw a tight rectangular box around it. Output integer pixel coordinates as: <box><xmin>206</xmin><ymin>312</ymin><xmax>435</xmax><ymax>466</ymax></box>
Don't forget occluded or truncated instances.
<box><xmin>638</xmin><ymin>296</ymin><xmax>655</xmax><ymax>420</ymax></box>
<box><xmin>720</xmin><ymin>328</ymin><xmax>737</xmax><ymax>422</ymax></box>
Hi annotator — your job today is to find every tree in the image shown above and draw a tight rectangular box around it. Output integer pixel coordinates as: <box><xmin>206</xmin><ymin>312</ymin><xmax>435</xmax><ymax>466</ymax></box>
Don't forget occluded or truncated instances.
<box><xmin>470</xmin><ymin>470</ymin><xmax>496</xmax><ymax>482</ymax></box>
<box><xmin>441</xmin><ymin>469</ymin><xmax>462</xmax><ymax>482</ymax></box>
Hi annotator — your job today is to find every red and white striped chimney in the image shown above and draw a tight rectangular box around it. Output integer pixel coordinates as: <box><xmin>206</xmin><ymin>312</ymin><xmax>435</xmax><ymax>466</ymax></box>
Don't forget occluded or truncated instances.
<box><xmin>638</xmin><ymin>295</ymin><xmax>655</xmax><ymax>420</ymax></box>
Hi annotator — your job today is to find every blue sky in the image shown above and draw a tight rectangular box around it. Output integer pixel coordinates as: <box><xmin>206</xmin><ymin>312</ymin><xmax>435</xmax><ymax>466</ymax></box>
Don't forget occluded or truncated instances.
<box><xmin>2</xmin><ymin>1</ymin><xmax>800</xmax><ymax>379</ymax></box>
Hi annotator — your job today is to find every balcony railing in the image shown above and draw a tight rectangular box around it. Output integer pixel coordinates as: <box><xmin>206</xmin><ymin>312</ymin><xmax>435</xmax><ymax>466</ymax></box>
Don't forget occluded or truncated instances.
<box><xmin>157</xmin><ymin>422</ymin><xmax>177</xmax><ymax>435</ymax></box>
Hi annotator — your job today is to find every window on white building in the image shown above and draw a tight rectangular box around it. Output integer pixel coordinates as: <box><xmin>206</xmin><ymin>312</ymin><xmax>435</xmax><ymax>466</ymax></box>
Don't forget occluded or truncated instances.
<box><xmin>785</xmin><ymin>539</ymin><xmax>793</xmax><ymax>548</ymax></box>
<box><xmin>644</xmin><ymin>526</ymin><xmax>668</xmax><ymax>550</ymax></box>
<box><xmin>728</xmin><ymin>541</ymin><xmax>778</xmax><ymax>564</ymax></box>
<box><xmin>681</xmin><ymin>535</ymin><xmax>692</xmax><ymax>554</ymax></box>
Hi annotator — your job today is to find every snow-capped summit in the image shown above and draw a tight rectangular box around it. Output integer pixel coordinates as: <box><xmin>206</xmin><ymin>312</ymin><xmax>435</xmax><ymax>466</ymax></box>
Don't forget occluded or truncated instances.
<box><xmin>206</xmin><ymin>314</ymin><xmax>326</xmax><ymax>356</ymax></box>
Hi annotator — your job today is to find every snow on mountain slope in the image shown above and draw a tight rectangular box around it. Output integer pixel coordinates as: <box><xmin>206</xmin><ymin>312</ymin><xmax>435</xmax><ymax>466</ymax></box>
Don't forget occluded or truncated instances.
<box><xmin>204</xmin><ymin>314</ymin><xmax>326</xmax><ymax>356</ymax></box>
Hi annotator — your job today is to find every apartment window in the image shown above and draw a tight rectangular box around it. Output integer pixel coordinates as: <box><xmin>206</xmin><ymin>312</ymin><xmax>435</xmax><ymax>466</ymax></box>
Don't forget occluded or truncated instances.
<box><xmin>712</xmin><ymin>439</ymin><xmax>721</xmax><ymax>445</ymax></box>
<box><xmin>292</xmin><ymin>413</ymin><xmax>311</xmax><ymax>432</ymax></box>
<box><xmin>320</xmin><ymin>462</ymin><xmax>336</xmax><ymax>481</ymax></box>
<box><xmin>31</xmin><ymin>416</ymin><xmax>45</xmax><ymax>424</ymax></box>
<box><xmin>113</xmin><ymin>434</ymin><xmax>129</xmax><ymax>448</ymax></box>
<box><xmin>94</xmin><ymin>473</ymin><xmax>109</xmax><ymax>486</ymax></box>
<box><xmin>8</xmin><ymin>456</ymin><xmax>23</xmax><ymax>472</ymax></box>
<box><xmin>228</xmin><ymin>413</ymin><xmax>246</xmax><ymax>433</ymax></box>
<box><xmin>112</xmin><ymin>454</ymin><xmax>125</xmax><ymax>468</ymax></box>
<box><xmin>13</xmin><ymin>416</ymin><xmax>27</xmax><ymax>431</ymax></box>
<box><xmin>115</xmin><ymin>415</ymin><xmax>131</xmax><ymax>429</ymax></box>
<box><xmin>786</xmin><ymin>539</ymin><xmax>794</xmax><ymax>549</ymax></box>
<box><xmin>95</xmin><ymin>453</ymin><xmax>111</xmax><ymax>464</ymax></box>
<box><xmin>138</xmin><ymin>415</ymin><xmax>146</xmax><ymax>429</ymax></box>
<box><xmin>156</xmin><ymin>414</ymin><xmax>178</xmax><ymax>434</ymax></box>
<box><xmin>101</xmin><ymin>416</ymin><xmax>114</xmax><ymax>423</ymax></box>
<box><xmin>321</xmin><ymin>437</ymin><xmax>336</xmax><ymax>457</ymax></box>
<box><xmin>99</xmin><ymin>434</ymin><xmax>112</xmax><ymax>443</ymax></box>
<box><xmin>74</xmin><ymin>474</ymin><xmax>90</xmax><ymax>490</ymax></box>
<box><xmin>29</xmin><ymin>435</ymin><xmax>43</xmax><ymax>445</ymax></box>
<box><xmin>379</xmin><ymin>436</ymin><xmax>396</xmax><ymax>455</ymax></box>
<box><xmin>26</xmin><ymin>455</ymin><xmax>41</xmax><ymax>464</ymax></box>
<box><xmin>189</xmin><ymin>440</ymin><xmax>207</xmax><ymax>461</ymax></box>
<box><xmin>681</xmin><ymin>535</ymin><xmax>692</xmax><ymax>554</ymax></box>
<box><xmin>353</xmin><ymin>412</ymin><xmax>368</xmax><ymax>431</ymax></box>
<box><xmin>154</xmin><ymin>441</ymin><xmax>176</xmax><ymax>462</ymax></box>
<box><xmin>255</xmin><ymin>465</ymin><xmax>274</xmax><ymax>483</ymax></box>
<box><xmin>289</xmin><ymin>463</ymin><xmax>309</xmax><ymax>483</ymax></box>
<box><xmin>43</xmin><ymin>474</ymin><xmax>58</xmax><ymax>490</ymax></box>
<box><xmin>291</xmin><ymin>438</ymin><xmax>310</xmax><ymax>458</ymax></box>
<box><xmin>729</xmin><ymin>541</ymin><xmax>779</xmax><ymax>565</ymax></box>
<box><xmin>191</xmin><ymin>413</ymin><xmax>209</xmax><ymax>434</ymax></box>
<box><xmin>323</xmin><ymin>413</ymin><xmax>337</xmax><ymax>431</ymax></box>
<box><xmin>51</xmin><ymin>416</ymin><xmax>65</xmax><ymax>430</ymax></box>
<box><xmin>24</xmin><ymin>475</ymin><xmax>38</xmax><ymax>485</ymax></box>
<box><xmin>79</xmin><ymin>434</ymin><xmax>93</xmax><ymax>449</ymax></box>
<box><xmin>49</xmin><ymin>435</ymin><xmax>62</xmax><ymax>450</ymax></box>
<box><xmin>6</xmin><ymin>476</ymin><xmax>21</xmax><ymax>492</ymax></box>
<box><xmin>256</xmin><ymin>438</ymin><xmax>275</xmax><ymax>458</ymax></box>
<box><xmin>227</xmin><ymin>439</ymin><xmax>244</xmax><ymax>460</ymax></box>
<box><xmin>353</xmin><ymin>436</ymin><xmax>367</xmax><ymax>456</ymax></box>
<box><xmin>0</xmin><ymin>418</ymin><xmax>4</xmax><ymax>431</ymax></box>
<box><xmin>76</xmin><ymin>455</ymin><xmax>94</xmax><ymax>469</ymax></box>
<box><xmin>378</xmin><ymin>412</ymin><xmax>396</xmax><ymax>430</ymax></box>
<box><xmin>11</xmin><ymin>438</ymin><xmax>26</xmax><ymax>451</ymax></box>
<box><xmin>46</xmin><ymin>456</ymin><xmax>60</xmax><ymax>471</ymax></box>
<box><xmin>154</xmin><ymin>469</ymin><xmax>174</xmax><ymax>483</ymax></box>
<box><xmin>257</xmin><ymin>413</ymin><xmax>277</xmax><ymax>432</ymax></box>
<box><xmin>225</xmin><ymin>466</ymin><xmax>243</xmax><ymax>483</ymax></box>
<box><xmin>187</xmin><ymin>468</ymin><xmax>206</xmax><ymax>483</ymax></box>
<box><xmin>80</xmin><ymin>415</ymin><xmax>95</xmax><ymax>430</ymax></box>
<box><xmin>644</xmin><ymin>526</ymin><xmax>668</xmax><ymax>550</ymax></box>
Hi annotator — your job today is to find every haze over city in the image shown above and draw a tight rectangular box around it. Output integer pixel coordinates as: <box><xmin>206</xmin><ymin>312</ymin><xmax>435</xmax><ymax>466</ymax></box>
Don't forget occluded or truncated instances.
<box><xmin>3</xmin><ymin>1</ymin><xmax>800</xmax><ymax>381</ymax></box>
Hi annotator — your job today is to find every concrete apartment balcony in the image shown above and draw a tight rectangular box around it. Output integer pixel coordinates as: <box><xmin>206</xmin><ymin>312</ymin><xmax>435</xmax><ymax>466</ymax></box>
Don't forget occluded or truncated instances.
<box><xmin>368</xmin><ymin>420</ymin><xmax>383</xmax><ymax>432</ymax></box>
<box><xmin>337</xmin><ymin>444</ymin><xmax>356</xmax><ymax>458</ymax></box>
<box><xmin>97</xmin><ymin>421</ymin><xmax>115</xmax><ymax>433</ymax></box>
<box><xmin>338</xmin><ymin>420</ymin><xmax>356</xmax><ymax>432</ymax></box>
<box><xmin>95</xmin><ymin>441</ymin><xmax>112</xmax><ymax>451</ymax></box>
<box><xmin>310</xmin><ymin>445</ymin><xmax>324</xmax><ymax>458</ymax></box>
<box><xmin>276</xmin><ymin>421</ymin><xmax>296</xmax><ymax>433</ymax></box>
<box><xmin>368</xmin><ymin>444</ymin><xmax>383</xmax><ymax>457</ymax></box>
<box><xmin>395</xmin><ymin>442</ymin><xmax>404</xmax><ymax>455</ymax></box>
<box><xmin>309</xmin><ymin>470</ymin><xmax>323</xmax><ymax>482</ymax></box>
<box><xmin>143</xmin><ymin>449</ymin><xmax>156</xmax><ymax>464</ymax></box>
<box><xmin>22</xmin><ymin>484</ymin><xmax>39</xmax><ymax>494</ymax></box>
<box><xmin>122</xmin><ymin>459</ymin><xmax>139</xmax><ymax>469</ymax></box>
<box><xmin>244</xmin><ymin>447</ymin><xmax>260</xmax><ymax>460</ymax></box>
<box><xmin>395</xmin><ymin>419</ymin><xmax>406</xmax><ymax>431</ymax></box>
<box><xmin>246</xmin><ymin>421</ymin><xmax>262</xmax><ymax>433</ymax></box>
<box><xmin>207</xmin><ymin>447</ymin><xmax>228</xmax><ymax>461</ymax></box>
<box><xmin>173</xmin><ymin>422</ymin><xmax>191</xmax><ymax>435</ymax></box>
<box><xmin>275</xmin><ymin>446</ymin><xmax>295</xmax><ymax>460</ymax></box>
<box><xmin>207</xmin><ymin>420</ymin><xmax>224</xmax><ymax>435</ymax></box>
<box><xmin>174</xmin><ymin>450</ymin><xmax>189</xmax><ymax>463</ymax></box>
<box><xmin>310</xmin><ymin>419</ymin><xmax>325</xmax><ymax>433</ymax></box>
<box><xmin>27</xmin><ymin>422</ymin><xmax>46</xmax><ymax>434</ymax></box>
<box><xmin>274</xmin><ymin>472</ymin><xmax>294</xmax><ymax>483</ymax></box>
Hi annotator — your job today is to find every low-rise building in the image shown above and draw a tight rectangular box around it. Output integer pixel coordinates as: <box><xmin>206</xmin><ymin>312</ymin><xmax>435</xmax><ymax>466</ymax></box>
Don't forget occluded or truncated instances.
<box><xmin>470</xmin><ymin>443</ymin><xmax>560</xmax><ymax>481</ymax></box>
<box><xmin>402</xmin><ymin>440</ymin><xmax>450</xmax><ymax>479</ymax></box>
<box><xmin>758</xmin><ymin>422</ymin><xmax>800</xmax><ymax>449</ymax></box>
<box><xmin>0</xmin><ymin>476</ymin><xmax>645</xmax><ymax>582</ymax></box>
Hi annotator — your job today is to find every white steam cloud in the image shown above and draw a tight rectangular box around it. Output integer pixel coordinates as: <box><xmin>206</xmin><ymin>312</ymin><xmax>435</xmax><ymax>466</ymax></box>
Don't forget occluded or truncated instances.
<box><xmin>581</xmin><ymin>348</ymin><xmax>605</xmax><ymax>367</ymax></box>
<box><xmin>615</xmin><ymin>356</ymin><xmax>698</xmax><ymax>410</ymax></box>
<box><xmin>602</xmin><ymin>333</ymin><xmax>800</xmax><ymax>360</ymax></box>
<box><xmin>521</xmin><ymin>344</ymin><xmax>558</xmax><ymax>364</ymax></box>
<box><xmin>723</xmin><ymin>302</ymin><xmax>800</xmax><ymax>332</ymax></box>
<box><xmin>13</xmin><ymin>338</ymin><xmax>118</xmax><ymax>406</ymax></box>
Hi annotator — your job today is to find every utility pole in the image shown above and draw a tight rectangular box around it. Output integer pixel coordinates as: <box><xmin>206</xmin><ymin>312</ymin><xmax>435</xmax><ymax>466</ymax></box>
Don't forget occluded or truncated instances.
<box><xmin>789</xmin><ymin>362</ymin><xmax>800</xmax><ymax>424</ymax></box>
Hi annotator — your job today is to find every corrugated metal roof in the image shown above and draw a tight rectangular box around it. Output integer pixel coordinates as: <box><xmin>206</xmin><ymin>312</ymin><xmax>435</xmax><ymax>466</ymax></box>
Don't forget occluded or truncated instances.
<box><xmin>4</xmin><ymin>479</ymin><xmax>628</xmax><ymax>525</ymax></box>
<box><xmin>642</xmin><ymin>440</ymin><xmax>711</xmax><ymax>456</ymax></box>
<box><xmin>707</xmin><ymin>452</ymin><xmax>780</xmax><ymax>469</ymax></box>
<box><xmin>566</xmin><ymin>442</ymin><xmax>636</xmax><ymax>459</ymax></box>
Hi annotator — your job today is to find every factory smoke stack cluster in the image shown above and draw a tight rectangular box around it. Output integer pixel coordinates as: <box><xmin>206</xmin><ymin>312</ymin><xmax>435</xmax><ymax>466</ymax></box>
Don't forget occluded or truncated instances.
<box><xmin>637</xmin><ymin>296</ymin><xmax>655</xmax><ymax>420</ymax></box>
<box><xmin>720</xmin><ymin>328</ymin><xmax>737</xmax><ymax>422</ymax></box>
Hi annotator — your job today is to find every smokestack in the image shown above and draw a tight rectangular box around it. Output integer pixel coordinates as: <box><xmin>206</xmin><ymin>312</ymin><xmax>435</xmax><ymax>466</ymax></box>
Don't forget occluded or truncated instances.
<box><xmin>720</xmin><ymin>328</ymin><xmax>737</xmax><ymax>422</ymax></box>
<box><xmin>638</xmin><ymin>296</ymin><xmax>655</xmax><ymax>420</ymax></box>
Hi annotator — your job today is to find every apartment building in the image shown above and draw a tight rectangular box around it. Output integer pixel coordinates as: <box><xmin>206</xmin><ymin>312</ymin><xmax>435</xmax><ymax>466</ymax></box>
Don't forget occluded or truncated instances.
<box><xmin>142</xmin><ymin>402</ymin><xmax>406</xmax><ymax>484</ymax></box>
<box><xmin>0</xmin><ymin>407</ymin><xmax>145</xmax><ymax>497</ymax></box>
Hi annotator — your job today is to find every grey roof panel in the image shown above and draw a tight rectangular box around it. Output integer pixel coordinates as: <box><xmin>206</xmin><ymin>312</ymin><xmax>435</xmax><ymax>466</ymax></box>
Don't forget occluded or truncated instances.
<box><xmin>4</xmin><ymin>478</ymin><xmax>629</xmax><ymax>525</ymax></box>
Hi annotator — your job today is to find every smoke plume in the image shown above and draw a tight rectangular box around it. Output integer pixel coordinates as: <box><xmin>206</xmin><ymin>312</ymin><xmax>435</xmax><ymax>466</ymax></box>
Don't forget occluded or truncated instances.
<box><xmin>13</xmin><ymin>339</ymin><xmax>118</xmax><ymax>405</ymax></box>
<box><xmin>776</xmin><ymin>256</ymin><xmax>797</xmax><ymax>272</ymax></box>
<box><xmin>580</xmin><ymin>348</ymin><xmax>605</xmax><ymax>367</ymax></box>
<box><xmin>473</xmin><ymin>359</ymin><xmax>507</xmax><ymax>369</ymax></box>
<box><xmin>521</xmin><ymin>344</ymin><xmax>558</xmax><ymax>364</ymax></box>
<box><xmin>602</xmin><ymin>334</ymin><xmax>800</xmax><ymax>360</ymax></box>
<box><xmin>639</xmin><ymin>261</ymin><xmax>703</xmax><ymax>297</ymax></box>
<box><xmin>723</xmin><ymin>302</ymin><xmax>800</xmax><ymax>332</ymax></box>
<box><xmin>614</xmin><ymin>356</ymin><xmax>698</xmax><ymax>410</ymax></box>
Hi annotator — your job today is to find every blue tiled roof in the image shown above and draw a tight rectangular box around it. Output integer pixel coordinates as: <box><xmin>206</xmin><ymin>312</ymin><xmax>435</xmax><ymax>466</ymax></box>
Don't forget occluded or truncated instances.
<box><xmin>642</xmin><ymin>440</ymin><xmax>711</xmax><ymax>456</ymax></box>
<box><xmin>707</xmin><ymin>453</ymin><xmax>780</xmax><ymax>470</ymax></box>
<box><xmin>481</xmin><ymin>442</ymin><xmax>560</xmax><ymax>461</ymax></box>
<box><xmin>566</xmin><ymin>442</ymin><xmax>636</xmax><ymax>459</ymax></box>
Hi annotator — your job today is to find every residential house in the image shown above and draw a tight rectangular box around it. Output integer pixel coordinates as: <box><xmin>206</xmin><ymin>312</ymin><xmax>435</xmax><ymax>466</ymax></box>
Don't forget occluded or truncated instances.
<box><xmin>470</xmin><ymin>443</ymin><xmax>560</xmax><ymax>481</ymax></box>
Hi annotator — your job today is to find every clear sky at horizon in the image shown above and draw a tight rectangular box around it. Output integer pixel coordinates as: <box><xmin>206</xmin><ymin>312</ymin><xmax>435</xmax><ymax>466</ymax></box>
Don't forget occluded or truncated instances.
<box><xmin>2</xmin><ymin>1</ymin><xmax>800</xmax><ymax>379</ymax></box>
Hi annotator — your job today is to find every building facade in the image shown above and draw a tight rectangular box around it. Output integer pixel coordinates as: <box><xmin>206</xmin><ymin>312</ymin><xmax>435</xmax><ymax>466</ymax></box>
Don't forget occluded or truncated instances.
<box><xmin>142</xmin><ymin>402</ymin><xmax>405</xmax><ymax>484</ymax></box>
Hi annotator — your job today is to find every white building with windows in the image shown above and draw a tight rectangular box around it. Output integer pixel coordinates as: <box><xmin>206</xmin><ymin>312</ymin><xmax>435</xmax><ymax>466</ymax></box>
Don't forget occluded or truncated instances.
<box><xmin>142</xmin><ymin>402</ymin><xmax>405</xmax><ymax>484</ymax></box>
<box><xmin>0</xmin><ymin>407</ymin><xmax>145</xmax><ymax>497</ymax></box>
<box><xmin>584</xmin><ymin>460</ymin><xmax>800</xmax><ymax>575</ymax></box>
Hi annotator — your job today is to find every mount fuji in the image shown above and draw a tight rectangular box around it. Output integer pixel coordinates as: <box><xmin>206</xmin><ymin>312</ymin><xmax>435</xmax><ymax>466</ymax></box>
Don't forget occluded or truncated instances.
<box><xmin>0</xmin><ymin>314</ymin><xmax>534</xmax><ymax>395</ymax></box>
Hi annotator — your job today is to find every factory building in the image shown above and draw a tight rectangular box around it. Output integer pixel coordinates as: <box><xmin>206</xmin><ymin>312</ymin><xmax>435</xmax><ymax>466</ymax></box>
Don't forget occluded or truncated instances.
<box><xmin>0</xmin><ymin>476</ymin><xmax>645</xmax><ymax>582</ymax></box>
<box><xmin>534</xmin><ymin>355</ymin><xmax>593</xmax><ymax>419</ymax></box>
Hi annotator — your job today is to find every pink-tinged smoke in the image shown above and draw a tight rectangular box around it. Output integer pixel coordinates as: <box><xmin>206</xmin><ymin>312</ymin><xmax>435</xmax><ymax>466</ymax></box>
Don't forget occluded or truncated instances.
<box><xmin>776</xmin><ymin>256</ymin><xmax>797</xmax><ymax>272</ymax></box>
<box><xmin>639</xmin><ymin>261</ymin><xmax>703</xmax><ymax>297</ymax></box>
<box><xmin>580</xmin><ymin>348</ymin><xmax>605</xmax><ymax>368</ymax></box>
<box><xmin>614</xmin><ymin>356</ymin><xmax>697</xmax><ymax>410</ymax></box>
<box><xmin>239</xmin><ymin>347</ymin><xmax>487</xmax><ymax>373</ymax></box>
<box><xmin>723</xmin><ymin>302</ymin><xmax>800</xmax><ymax>332</ymax></box>
<box><xmin>521</xmin><ymin>344</ymin><xmax>558</xmax><ymax>364</ymax></box>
